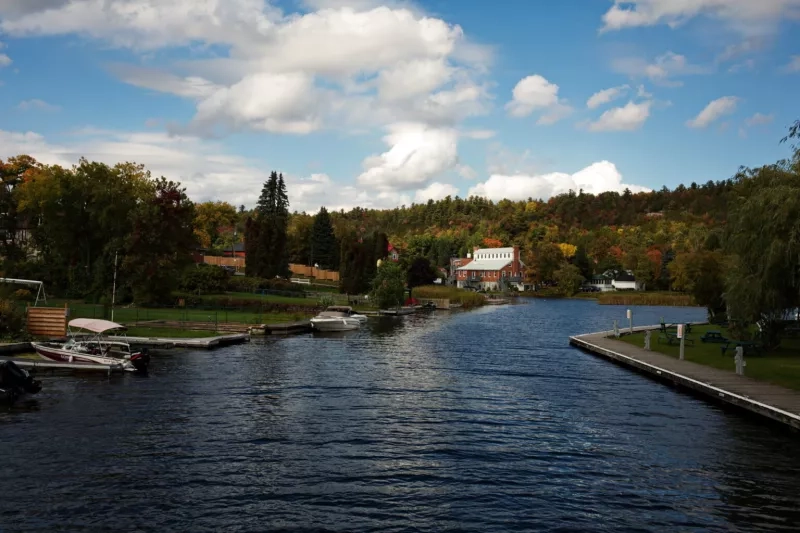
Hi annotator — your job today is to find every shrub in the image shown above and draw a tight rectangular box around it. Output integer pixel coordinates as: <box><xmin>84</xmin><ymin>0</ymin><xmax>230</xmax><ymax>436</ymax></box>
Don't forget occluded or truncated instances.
<box><xmin>412</xmin><ymin>285</ymin><xmax>486</xmax><ymax>309</ymax></box>
<box><xmin>178</xmin><ymin>264</ymin><xmax>230</xmax><ymax>294</ymax></box>
<box><xmin>0</xmin><ymin>299</ymin><xmax>26</xmax><ymax>340</ymax></box>
<box><xmin>226</xmin><ymin>276</ymin><xmax>304</xmax><ymax>294</ymax></box>
<box><xmin>12</xmin><ymin>289</ymin><xmax>33</xmax><ymax>302</ymax></box>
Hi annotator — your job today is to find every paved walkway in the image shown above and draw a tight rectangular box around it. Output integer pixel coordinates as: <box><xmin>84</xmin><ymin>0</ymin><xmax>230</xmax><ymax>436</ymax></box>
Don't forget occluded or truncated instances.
<box><xmin>572</xmin><ymin>331</ymin><xmax>800</xmax><ymax>428</ymax></box>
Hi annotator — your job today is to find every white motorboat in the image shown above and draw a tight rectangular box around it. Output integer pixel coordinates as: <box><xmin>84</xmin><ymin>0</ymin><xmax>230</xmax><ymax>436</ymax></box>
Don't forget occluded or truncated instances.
<box><xmin>310</xmin><ymin>306</ymin><xmax>364</xmax><ymax>332</ymax></box>
<box><xmin>31</xmin><ymin>318</ymin><xmax>150</xmax><ymax>373</ymax></box>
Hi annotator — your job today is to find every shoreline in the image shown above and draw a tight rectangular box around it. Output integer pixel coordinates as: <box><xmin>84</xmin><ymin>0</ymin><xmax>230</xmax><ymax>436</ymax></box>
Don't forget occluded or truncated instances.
<box><xmin>570</xmin><ymin>327</ymin><xmax>800</xmax><ymax>431</ymax></box>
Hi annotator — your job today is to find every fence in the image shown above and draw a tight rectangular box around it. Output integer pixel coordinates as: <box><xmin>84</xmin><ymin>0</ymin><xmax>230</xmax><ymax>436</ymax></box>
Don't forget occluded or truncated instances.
<box><xmin>289</xmin><ymin>264</ymin><xmax>340</xmax><ymax>282</ymax></box>
<box><xmin>203</xmin><ymin>256</ymin><xmax>244</xmax><ymax>269</ymax></box>
<box><xmin>27</xmin><ymin>305</ymin><xmax>68</xmax><ymax>336</ymax></box>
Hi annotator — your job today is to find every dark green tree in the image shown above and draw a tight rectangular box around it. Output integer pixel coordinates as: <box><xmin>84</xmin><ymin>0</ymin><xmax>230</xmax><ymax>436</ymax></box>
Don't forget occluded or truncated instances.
<box><xmin>311</xmin><ymin>206</ymin><xmax>337</xmax><ymax>270</ymax></box>
<box><xmin>371</xmin><ymin>260</ymin><xmax>405</xmax><ymax>309</ymax></box>
<box><xmin>573</xmin><ymin>244</ymin><xmax>592</xmax><ymax>279</ymax></box>
<box><xmin>407</xmin><ymin>256</ymin><xmax>436</xmax><ymax>289</ymax></box>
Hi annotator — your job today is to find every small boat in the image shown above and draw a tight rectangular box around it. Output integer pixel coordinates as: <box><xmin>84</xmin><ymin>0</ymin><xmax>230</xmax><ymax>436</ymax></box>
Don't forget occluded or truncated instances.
<box><xmin>31</xmin><ymin>318</ymin><xmax>150</xmax><ymax>374</ymax></box>
<box><xmin>310</xmin><ymin>307</ymin><xmax>363</xmax><ymax>332</ymax></box>
<box><xmin>0</xmin><ymin>361</ymin><xmax>42</xmax><ymax>404</ymax></box>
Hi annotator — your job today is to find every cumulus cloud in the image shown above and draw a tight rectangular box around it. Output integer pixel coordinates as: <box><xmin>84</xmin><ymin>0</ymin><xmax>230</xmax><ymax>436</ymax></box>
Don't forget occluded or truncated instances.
<box><xmin>0</xmin><ymin>126</ymin><xmax>448</xmax><ymax>213</ymax></box>
<box><xmin>17</xmin><ymin>99</ymin><xmax>60</xmax><ymax>111</ymax></box>
<box><xmin>585</xmin><ymin>100</ymin><xmax>652</xmax><ymax>132</ymax></box>
<box><xmin>468</xmin><ymin>161</ymin><xmax>650</xmax><ymax>202</ymax></box>
<box><xmin>356</xmin><ymin>122</ymin><xmax>459</xmax><ymax>191</ymax></box>
<box><xmin>612</xmin><ymin>51</ymin><xmax>708</xmax><ymax>86</ymax></box>
<box><xmin>505</xmin><ymin>74</ymin><xmax>573</xmax><ymax>124</ymax></box>
<box><xmin>686</xmin><ymin>96</ymin><xmax>740</xmax><ymax>128</ymax></box>
<box><xmin>461</xmin><ymin>129</ymin><xmax>496</xmax><ymax>139</ymax></box>
<box><xmin>781</xmin><ymin>55</ymin><xmax>800</xmax><ymax>73</ymax></box>
<box><xmin>414</xmin><ymin>182</ymin><xmax>459</xmax><ymax>203</ymax></box>
<box><xmin>0</xmin><ymin>2</ymin><xmax>492</xmax><ymax>140</ymax></box>
<box><xmin>600</xmin><ymin>0</ymin><xmax>800</xmax><ymax>35</ymax></box>
<box><xmin>0</xmin><ymin>41</ymin><xmax>10</xmax><ymax>67</ymax></box>
<box><xmin>744</xmin><ymin>112</ymin><xmax>774</xmax><ymax>127</ymax></box>
<box><xmin>586</xmin><ymin>85</ymin><xmax>629</xmax><ymax>109</ymax></box>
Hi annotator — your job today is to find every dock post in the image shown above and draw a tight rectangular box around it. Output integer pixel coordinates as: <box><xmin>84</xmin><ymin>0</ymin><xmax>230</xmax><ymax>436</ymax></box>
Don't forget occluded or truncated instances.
<box><xmin>613</xmin><ymin>320</ymin><xmax>619</xmax><ymax>338</ymax></box>
<box><xmin>627</xmin><ymin>309</ymin><xmax>633</xmax><ymax>335</ymax></box>
<box><xmin>678</xmin><ymin>324</ymin><xmax>685</xmax><ymax>360</ymax></box>
<box><xmin>734</xmin><ymin>346</ymin><xmax>745</xmax><ymax>375</ymax></box>
<box><xmin>644</xmin><ymin>330</ymin><xmax>651</xmax><ymax>351</ymax></box>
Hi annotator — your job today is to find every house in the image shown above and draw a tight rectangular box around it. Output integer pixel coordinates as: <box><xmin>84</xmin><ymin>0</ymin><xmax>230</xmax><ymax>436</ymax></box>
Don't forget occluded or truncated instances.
<box><xmin>455</xmin><ymin>246</ymin><xmax>527</xmax><ymax>291</ymax></box>
<box><xmin>387</xmin><ymin>242</ymin><xmax>400</xmax><ymax>262</ymax></box>
<box><xmin>222</xmin><ymin>242</ymin><xmax>246</xmax><ymax>258</ymax></box>
<box><xmin>585</xmin><ymin>269</ymin><xmax>643</xmax><ymax>291</ymax></box>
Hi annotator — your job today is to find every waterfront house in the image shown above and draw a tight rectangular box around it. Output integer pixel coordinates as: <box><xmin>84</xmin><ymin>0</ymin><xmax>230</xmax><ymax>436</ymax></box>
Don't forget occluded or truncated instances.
<box><xmin>585</xmin><ymin>269</ymin><xmax>643</xmax><ymax>291</ymax></box>
<box><xmin>387</xmin><ymin>242</ymin><xmax>400</xmax><ymax>262</ymax></box>
<box><xmin>455</xmin><ymin>246</ymin><xmax>526</xmax><ymax>291</ymax></box>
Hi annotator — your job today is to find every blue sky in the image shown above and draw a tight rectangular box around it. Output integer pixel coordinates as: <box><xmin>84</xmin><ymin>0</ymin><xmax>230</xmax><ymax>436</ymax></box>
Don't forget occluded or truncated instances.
<box><xmin>0</xmin><ymin>0</ymin><xmax>798</xmax><ymax>212</ymax></box>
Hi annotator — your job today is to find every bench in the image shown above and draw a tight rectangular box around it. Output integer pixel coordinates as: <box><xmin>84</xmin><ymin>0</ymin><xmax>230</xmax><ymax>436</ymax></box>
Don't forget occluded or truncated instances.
<box><xmin>721</xmin><ymin>341</ymin><xmax>763</xmax><ymax>357</ymax></box>
<box><xmin>658</xmin><ymin>332</ymin><xmax>694</xmax><ymax>346</ymax></box>
<box><xmin>701</xmin><ymin>330</ymin><xmax>728</xmax><ymax>343</ymax></box>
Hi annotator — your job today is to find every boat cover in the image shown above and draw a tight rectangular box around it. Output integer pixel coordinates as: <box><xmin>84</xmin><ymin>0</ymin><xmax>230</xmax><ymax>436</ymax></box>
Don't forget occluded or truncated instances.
<box><xmin>68</xmin><ymin>318</ymin><xmax>126</xmax><ymax>333</ymax></box>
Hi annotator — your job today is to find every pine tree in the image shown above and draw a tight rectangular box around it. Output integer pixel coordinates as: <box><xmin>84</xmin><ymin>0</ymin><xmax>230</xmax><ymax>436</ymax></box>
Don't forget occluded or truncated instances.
<box><xmin>244</xmin><ymin>216</ymin><xmax>260</xmax><ymax>277</ymax></box>
<box><xmin>311</xmin><ymin>206</ymin><xmax>337</xmax><ymax>270</ymax></box>
<box><xmin>272</xmin><ymin>173</ymin><xmax>290</xmax><ymax>278</ymax></box>
<box><xmin>256</xmin><ymin>172</ymin><xmax>278</xmax><ymax>277</ymax></box>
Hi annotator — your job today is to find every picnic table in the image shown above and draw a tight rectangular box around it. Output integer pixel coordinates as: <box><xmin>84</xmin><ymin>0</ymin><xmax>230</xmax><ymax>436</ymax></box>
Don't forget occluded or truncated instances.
<box><xmin>701</xmin><ymin>330</ymin><xmax>728</xmax><ymax>343</ymax></box>
<box><xmin>658</xmin><ymin>331</ymin><xmax>695</xmax><ymax>346</ymax></box>
<box><xmin>660</xmin><ymin>322</ymin><xmax>692</xmax><ymax>334</ymax></box>
<box><xmin>721</xmin><ymin>340</ymin><xmax>763</xmax><ymax>357</ymax></box>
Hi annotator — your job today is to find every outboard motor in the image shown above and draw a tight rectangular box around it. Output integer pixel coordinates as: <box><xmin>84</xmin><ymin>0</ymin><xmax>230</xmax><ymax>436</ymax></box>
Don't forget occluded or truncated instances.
<box><xmin>130</xmin><ymin>348</ymin><xmax>150</xmax><ymax>375</ymax></box>
<box><xmin>0</xmin><ymin>361</ymin><xmax>42</xmax><ymax>403</ymax></box>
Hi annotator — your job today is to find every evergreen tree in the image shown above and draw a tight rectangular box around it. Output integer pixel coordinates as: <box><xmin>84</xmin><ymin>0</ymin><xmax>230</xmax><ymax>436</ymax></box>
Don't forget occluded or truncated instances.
<box><xmin>256</xmin><ymin>172</ymin><xmax>278</xmax><ymax>278</ymax></box>
<box><xmin>574</xmin><ymin>244</ymin><xmax>592</xmax><ymax>279</ymax></box>
<box><xmin>272</xmin><ymin>173</ymin><xmax>290</xmax><ymax>278</ymax></box>
<box><xmin>311</xmin><ymin>206</ymin><xmax>337</xmax><ymax>270</ymax></box>
<box><xmin>244</xmin><ymin>216</ymin><xmax>260</xmax><ymax>277</ymax></box>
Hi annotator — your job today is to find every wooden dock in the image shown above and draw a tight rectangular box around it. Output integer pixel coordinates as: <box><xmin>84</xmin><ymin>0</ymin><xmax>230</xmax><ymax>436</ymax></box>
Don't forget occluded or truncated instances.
<box><xmin>108</xmin><ymin>333</ymin><xmax>249</xmax><ymax>349</ymax></box>
<box><xmin>248</xmin><ymin>321</ymin><xmax>312</xmax><ymax>335</ymax></box>
<box><xmin>570</xmin><ymin>329</ymin><xmax>800</xmax><ymax>430</ymax></box>
<box><xmin>0</xmin><ymin>357</ymin><xmax>125</xmax><ymax>373</ymax></box>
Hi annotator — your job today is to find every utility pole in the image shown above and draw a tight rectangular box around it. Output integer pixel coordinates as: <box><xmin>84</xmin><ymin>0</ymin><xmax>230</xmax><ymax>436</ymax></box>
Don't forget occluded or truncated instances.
<box><xmin>111</xmin><ymin>251</ymin><xmax>118</xmax><ymax>322</ymax></box>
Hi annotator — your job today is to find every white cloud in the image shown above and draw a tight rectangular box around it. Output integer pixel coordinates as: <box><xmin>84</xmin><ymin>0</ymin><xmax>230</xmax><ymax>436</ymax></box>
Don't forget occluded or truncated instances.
<box><xmin>781</xmin><ymin>55</ymin><xmax>800</xmax><ymax>73</ymax></box>
<box><xmin>0</xmin><ymin>2</ymin><xmax>492</xmax><ymax>138</ymax></box>
<box><xmin>612</xmin><ymin>51</ymin><xmax>708</xmax><ymax>86</ymax></box>
<box><xmin>414</xmin><ymin>182</ymin><xmax>459</xmax><ymax>203</ymax></box>
<box><xmin>468</xmin><ymin>161</ymin><xmax>650</xmax><ymax>202</ymax></box>
<box><xmin>0</xmin><ymin>126</ymin><xmax>452</xmax><ymax>213</ymax></box>
<box><xmin>356</xmin><ymin>122</ymin><xmax>458</xmax><ymax>191</ymax></box>
<box><xmin>585</xmin><ymin>100</ymin><xmax>652</xmax><ymax>132</ymax></box>
<box><xmin>505</xmin><ymin>74</ymin><xmax>573</xmax><ymax>124</ymax></box>
<box><xmin>17</xmin><ymin>99</ymin><xmax>60</xmax><ymax>111</ymax></box>
<box><xmin>600</xmin><ymin>0</ymin><xmax>800</xmax><ymax>35</ymax></box>
<box><xmin>456</xmin><ymin>164</ymin><xmax>477</xmax><ymax>179</ymax></box>
<box><xmin>587</xmin><ymin>85</ymin><xmax>629</xmax><ymax>109</ymax></box>
<box><xmin>728</xmin><ymin>59</ymin><xmax>756</xmax><ymax>73</ymax></box>
<box><xmin>686</xmin><ymin>96</ymin><xmax>740</xmax><ymax>128</ymax></box>
<box><xmin>716</xmin><ymin>38</ymin><xmax>765</xmax><ymax>63</ymax></box>
<box><xmin>744</xmin><ymin>112</ymin><xmax>774</xmax><ymax>127</ymax></box>
<box><xmin>0</xmin><ymin>41</ymin><xmax>10</xmax><ymax>67</ymax></box>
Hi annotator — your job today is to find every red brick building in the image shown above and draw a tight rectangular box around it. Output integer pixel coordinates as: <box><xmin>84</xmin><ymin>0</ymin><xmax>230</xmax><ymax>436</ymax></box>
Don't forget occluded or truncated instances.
<box><xmin>455</xmin><ymin>246</ymin><xmax>526</xmax><ymax>291</ymax></box>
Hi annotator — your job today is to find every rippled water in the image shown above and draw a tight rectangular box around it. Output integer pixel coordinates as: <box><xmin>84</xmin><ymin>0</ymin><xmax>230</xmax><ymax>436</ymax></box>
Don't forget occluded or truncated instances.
<box><xmin>3</xmin><ymin>299</ymin><xmax>800</xmax><ymax>532</ymax></box>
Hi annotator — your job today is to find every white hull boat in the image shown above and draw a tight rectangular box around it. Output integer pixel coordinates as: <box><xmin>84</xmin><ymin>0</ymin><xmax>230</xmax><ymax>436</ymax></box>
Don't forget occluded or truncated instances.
<box><xmin>31</xmin><ymin>318</ymin><xmax>150</xmax><ymax>373</ymax></box>
<box><xmin>310</xmin><ymin>306</ymin><xmax>364</xmax><ymax>332</ymax></box>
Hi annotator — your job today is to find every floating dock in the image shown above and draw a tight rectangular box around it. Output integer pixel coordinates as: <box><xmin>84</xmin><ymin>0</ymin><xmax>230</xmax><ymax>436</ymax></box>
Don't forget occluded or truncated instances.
<box><xmin>0</xmin><ymin>357</ymin><xmax>125</xmax><ymax>373</ymax></box>
<box><xmin>570</xmin><ymin>328</ymin><xmax>800</xmax><ymax>430</ymax></box>
<box><xmin>248</xmin><ymin>321</ymin><xmax>312</xmax><ymax>335</ymax></box>
<box><xmin>109</xmin><ymin>333</ymin><xmax>249</xmax><ymax>349</ymax></box>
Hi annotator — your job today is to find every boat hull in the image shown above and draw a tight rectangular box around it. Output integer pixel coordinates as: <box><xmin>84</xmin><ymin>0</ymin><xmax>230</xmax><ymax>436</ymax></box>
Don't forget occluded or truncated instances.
<box><xmin>31</xmin><ymin>343</ymin><xmax>141</xmax><ymax>372</ymax></box>
<box><xmin>310</xmin><ymin>318</ymin><xmax>361</xmax><ymax>332</ymax></box>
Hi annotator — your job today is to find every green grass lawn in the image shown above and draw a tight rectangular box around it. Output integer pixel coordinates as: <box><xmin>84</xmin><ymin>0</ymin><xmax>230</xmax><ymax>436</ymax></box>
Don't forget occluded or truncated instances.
<box><xmin>619</xmin><ymin>324</ymin><xmax>800</xmax><ymax>391</ymax></box>
<box><xmin>178</xmin><ymin>291</ymin><xmax>318</xmax><ymax>307</ymax></box>
<box><xmin>47</xmin><ymin>299</ymin><xmax>314</xmax><ymax>325</ymax></box>
<box><xmin>123</xmin><ymin>327</ymin><xmax>220</xmax><ymax>338</ymax></box>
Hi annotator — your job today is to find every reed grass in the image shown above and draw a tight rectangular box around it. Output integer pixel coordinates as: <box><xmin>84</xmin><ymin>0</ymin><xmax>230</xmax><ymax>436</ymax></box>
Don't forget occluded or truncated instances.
<box><xmin>597</xmin><ymin>292</ymin><xmax>696</xmax><ymax>307</ymax></box>
<box><xmin>412</xmin><ymin>286</ymin><xmax>486</xmax><ymax>309</ymax></box>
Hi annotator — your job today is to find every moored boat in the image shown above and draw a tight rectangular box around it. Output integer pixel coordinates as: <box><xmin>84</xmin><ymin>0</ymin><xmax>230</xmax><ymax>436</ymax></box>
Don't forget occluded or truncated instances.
<box><xmin>0</xmin><ymin>361</ymin><xmax>42</xmax><ymax>404</ymax></box>
<box><xmin>31</xmin><ymin>318</ymin><xmax>150</xmax><ymax>374</ymax></box>
<box><xmin>310</xmin><ymin>306</ymin><xmax>363</xmax><ymax>332</ymax></box>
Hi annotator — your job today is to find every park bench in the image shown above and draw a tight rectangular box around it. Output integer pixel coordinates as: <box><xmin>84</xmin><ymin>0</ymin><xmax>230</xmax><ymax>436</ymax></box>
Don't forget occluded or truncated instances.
<box><xmin>721</xmin><ymin>340</ymin><xmax>763</xmax><ymax>357</ymax></box>
<box><xmin>700</xmin><ymin>330</ymin><xmax>728</xmax><ymax>343</ymax></box>
<box><xmin>658</xmin><ymin>332</ymin><xmax>695</xmax><ymax>346</ymax></box>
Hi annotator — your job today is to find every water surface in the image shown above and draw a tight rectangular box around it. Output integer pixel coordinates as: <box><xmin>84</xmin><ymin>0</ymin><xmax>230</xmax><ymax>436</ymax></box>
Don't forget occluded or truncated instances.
<box><xmin>3</xmin><ymin>299</ymin><xmax>800</xmax><ymax>532</ymax></box>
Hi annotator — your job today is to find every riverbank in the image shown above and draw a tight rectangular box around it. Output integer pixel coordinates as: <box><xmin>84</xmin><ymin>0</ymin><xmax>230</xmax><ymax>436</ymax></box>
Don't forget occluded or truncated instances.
<box><xmin>570</xmin><ymin>327</ymin><xmax>800</xmax><ymax>430</ymax></box>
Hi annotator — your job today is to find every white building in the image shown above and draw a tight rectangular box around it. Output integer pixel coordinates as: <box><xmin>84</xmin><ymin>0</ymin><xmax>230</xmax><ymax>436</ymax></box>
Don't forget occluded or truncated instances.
<box><xmin>454</xmin><ymin>246</ymin><xmax>528</xmax><ymax>291</ymax></box>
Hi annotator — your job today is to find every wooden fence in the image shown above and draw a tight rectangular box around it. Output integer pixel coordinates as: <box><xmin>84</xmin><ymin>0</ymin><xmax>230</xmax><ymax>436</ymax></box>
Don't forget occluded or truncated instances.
<box><xmin>201</xmin><ymin>257</ymin><xmax>339</xmax><ymax>281</ymax></box>
<box><xmin>27</xmin><ymin>305</ymin><xmax>68</xmax><ymax>337</ymax></box>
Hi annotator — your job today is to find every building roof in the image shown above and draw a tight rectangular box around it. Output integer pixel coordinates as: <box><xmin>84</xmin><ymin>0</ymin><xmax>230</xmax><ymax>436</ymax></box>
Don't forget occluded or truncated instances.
<box><xmin>615</xmin><ymin>272</ymin><xmax>636</xmax><ymax>282</ymax></box>
<box><xmin>472</xmin><ymin>247</ymin><xmax>514</xmax><ymax>257</ymax></box>
<box><xmin>457</xmin><ymin>258</ymin><xmax>512</xmax><ymax>271</ymax></box>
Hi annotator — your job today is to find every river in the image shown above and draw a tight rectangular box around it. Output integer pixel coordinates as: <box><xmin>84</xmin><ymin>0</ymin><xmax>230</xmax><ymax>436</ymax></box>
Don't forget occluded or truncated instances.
<box><xmin>2</xmin><ymin>299</ymin><xmax>800</xmax><ymax>532</ymax></box>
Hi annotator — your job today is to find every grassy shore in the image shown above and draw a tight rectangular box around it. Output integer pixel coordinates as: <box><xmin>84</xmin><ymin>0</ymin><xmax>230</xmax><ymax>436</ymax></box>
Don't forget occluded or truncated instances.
<box><xmin>412</xmin><ymin>285</ymin><xmax>486</xmax><ymax>308</ymax></box>
<box><xmin>618</xmin><ymin>324</ymin><xmax>800</xmax><ymax>391</ymax></box>
<box><xmin>597</xmin><ymin>291</ymin><xmax>696</xmax><ymax>306</ymax></box>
